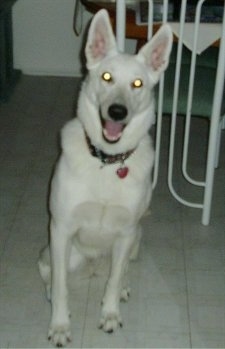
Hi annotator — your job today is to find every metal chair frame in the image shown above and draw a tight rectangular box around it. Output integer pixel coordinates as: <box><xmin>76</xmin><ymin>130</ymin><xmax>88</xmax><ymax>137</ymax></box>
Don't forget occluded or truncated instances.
<box><xmin>116</xmin><ymin>0</ymin><xmax>225</xmax><ymax>225</ymax></box>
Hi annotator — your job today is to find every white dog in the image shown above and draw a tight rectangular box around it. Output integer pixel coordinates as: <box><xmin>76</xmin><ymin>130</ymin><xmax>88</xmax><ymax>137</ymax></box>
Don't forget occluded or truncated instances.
<box><xmin>38</xmin><ymin>9</ymin><xmax>172</xmax><ymax>347</ymax></box>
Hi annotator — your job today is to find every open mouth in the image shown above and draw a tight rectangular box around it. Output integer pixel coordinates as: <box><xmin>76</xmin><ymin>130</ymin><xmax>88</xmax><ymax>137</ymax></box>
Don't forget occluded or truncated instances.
<box><xmin>102</xmin><ymin>119</ymin><xmax>125</xmax><ymax>143</ymax></box>
<box><xmin>101</xmin><ymin>118</ymin><xmax>126</xmax><ymax>144</ymax></box>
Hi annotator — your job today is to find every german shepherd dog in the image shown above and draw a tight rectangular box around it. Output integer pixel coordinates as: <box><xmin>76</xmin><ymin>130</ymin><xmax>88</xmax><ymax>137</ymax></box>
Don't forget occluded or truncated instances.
<box><xmin>38</xmin><ymin>9</ymin><xmax>172</xmax><ymax>347</ymax></box>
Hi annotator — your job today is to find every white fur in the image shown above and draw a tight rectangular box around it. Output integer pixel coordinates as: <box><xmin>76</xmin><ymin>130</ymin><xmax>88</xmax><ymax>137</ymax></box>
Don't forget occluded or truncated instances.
<box><xmin>38</xmin><ymin>9</ymin><xmax>172</xmax><ymax>347</ymax></box>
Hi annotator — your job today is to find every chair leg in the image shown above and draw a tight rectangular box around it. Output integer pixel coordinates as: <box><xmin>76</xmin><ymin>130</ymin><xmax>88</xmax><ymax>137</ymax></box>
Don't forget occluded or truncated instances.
<box><xmin>214</xmin><ymin>118</ymin><xmax>223</xmax><ymax>169</ymax></box>
<box><xmin>221</xmin><ymin>114</ymin><xmax>225</xmax><ymax>129</ymax></box>
<box><xmin>202</xmin><ymin>139</ymin><xmax>217</xmax><ymax>226</ymax></box>
<box><xmin>202</xmin><ymin>116</ymin><xmax>224</xmax><ymax>225</ymax></box>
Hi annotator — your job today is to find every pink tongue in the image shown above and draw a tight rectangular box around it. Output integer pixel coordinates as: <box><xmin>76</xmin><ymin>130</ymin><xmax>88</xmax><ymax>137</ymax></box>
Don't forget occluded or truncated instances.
<box><xmin>104</xmin><ymin>120</ymin><xmax>123</xmax><ymax>137</ymax></box>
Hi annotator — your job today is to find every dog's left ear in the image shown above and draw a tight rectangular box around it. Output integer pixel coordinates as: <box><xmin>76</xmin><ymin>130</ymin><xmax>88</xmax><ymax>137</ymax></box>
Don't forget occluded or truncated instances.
<box><xmin>85</xmin><ymin>9</ymin><xmax>118</xmax><ymax>70</ymax></box>
<box><xmin>136</xmin><ymin>24</ymin><xmax>173</xmax><ymax>84</ymax></box>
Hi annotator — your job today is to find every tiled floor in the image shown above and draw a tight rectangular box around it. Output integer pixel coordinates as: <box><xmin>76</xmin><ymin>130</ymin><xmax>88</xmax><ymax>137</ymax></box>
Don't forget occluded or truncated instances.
<box><xmin>0</xmin><ymin>75</ymin><xmax>224</xmax><ymax>348</ymax></box>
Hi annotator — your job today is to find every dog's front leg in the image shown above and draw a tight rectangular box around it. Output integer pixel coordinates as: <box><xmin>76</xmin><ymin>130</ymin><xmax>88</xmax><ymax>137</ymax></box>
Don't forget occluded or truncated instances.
<box><xmin>99</xmin><ymin>233</ymin><xmax>136</xmax><ymax>333</ymax></box>
<box><xmin>48</xmin><ymin>221</ymin><xmax>72</xmax><ymax>347</ymax></box>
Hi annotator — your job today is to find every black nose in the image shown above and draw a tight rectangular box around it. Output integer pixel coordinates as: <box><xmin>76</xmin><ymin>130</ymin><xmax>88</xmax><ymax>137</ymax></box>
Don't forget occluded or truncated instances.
<box><xmin>108</xmin><ymin>104</ymin><xmax>128</xmax><ymax>121</ymax></box>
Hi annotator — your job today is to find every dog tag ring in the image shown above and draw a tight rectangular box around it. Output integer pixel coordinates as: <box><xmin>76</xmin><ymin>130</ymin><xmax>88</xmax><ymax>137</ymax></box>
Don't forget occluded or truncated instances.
<box><xmin>116</xmin><ymin>166</ymin><xmax>129</xmax><ymax>179</ymax></box>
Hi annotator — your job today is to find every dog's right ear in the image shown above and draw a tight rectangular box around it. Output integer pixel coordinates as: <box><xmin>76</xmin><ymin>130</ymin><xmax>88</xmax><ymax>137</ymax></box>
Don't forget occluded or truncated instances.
<box><xmin>85</xmin><ymin>9</ymin><xmax>118</xmax><ymax>70</ymax></box>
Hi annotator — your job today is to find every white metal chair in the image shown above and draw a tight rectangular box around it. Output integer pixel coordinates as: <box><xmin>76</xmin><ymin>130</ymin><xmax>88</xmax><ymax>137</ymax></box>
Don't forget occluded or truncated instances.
<box><xmin>116</xmin><ymin>0</ymin><xmax>225</xmax><ymax>225</ymax></box>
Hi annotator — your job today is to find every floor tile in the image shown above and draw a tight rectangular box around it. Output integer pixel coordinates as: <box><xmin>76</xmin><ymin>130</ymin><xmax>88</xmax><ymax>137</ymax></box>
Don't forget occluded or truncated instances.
<box><xmin>82</xmin><ymin>328</ymin><xmax>191</xmax><ymax>348</ymax></box>
<box><xmin>191</xmin><ymin>330</ymin><xmax>225</xmax><ymax>348</ymax></box>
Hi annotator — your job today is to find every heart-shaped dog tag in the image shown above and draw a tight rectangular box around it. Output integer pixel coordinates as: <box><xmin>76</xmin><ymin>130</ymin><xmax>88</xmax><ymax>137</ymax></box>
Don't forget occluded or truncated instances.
<box><xmin>116</xmin><ymin>167</ymin><xmax>129</xmax><ymax>179</ymax></box>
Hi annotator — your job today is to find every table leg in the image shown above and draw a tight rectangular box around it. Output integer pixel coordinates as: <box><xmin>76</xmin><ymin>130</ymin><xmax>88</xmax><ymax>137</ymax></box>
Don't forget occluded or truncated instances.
<box><xmin>116</xmin><ymin>0</ymin><xmax>126</xmax><ymax>52</ymax></box>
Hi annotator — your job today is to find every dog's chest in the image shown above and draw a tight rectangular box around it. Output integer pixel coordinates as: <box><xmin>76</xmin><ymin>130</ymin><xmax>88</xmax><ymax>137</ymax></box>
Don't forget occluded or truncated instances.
<box><xmin>76</xmin><ymin>159</ymin><xmax>141</xmax><ymax>206</ymax></box>
<box><xmin>68</xmin><ymin>163</ymin><xmax>147</xmax><ymax>253</ymax></box>
<box><xmin>56</xmin><ymin>149</ymin><xmax>150</xmax><ymax>221</ymax></box>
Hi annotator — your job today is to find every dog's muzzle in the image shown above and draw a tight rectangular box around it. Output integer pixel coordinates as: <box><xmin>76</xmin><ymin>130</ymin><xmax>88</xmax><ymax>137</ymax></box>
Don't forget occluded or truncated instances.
<box><xmin>102</xmin><ymin>103</ymin><xmax>128</xmax><ymax>143</ymax></box>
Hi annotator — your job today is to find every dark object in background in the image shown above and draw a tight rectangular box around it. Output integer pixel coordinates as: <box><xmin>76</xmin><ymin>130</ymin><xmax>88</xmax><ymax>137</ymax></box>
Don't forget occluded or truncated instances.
<box><xmin>0</xmin><ymin>0</ymin><xmax>21</xmax><ymax>102</ymax></box>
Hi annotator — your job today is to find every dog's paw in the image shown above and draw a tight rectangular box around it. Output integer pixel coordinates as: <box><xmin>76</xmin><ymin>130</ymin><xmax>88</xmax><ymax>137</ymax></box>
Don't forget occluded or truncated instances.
<box><xmin>120</xmin><ymin>287</ymin><xmax>131</xmax><ymax>302</ymax></box>
<box><xmin>48</xmin><ymin>323</ymin><xmax>71</xmax><ymax>347</ymax></box>
<box><xmin>99</xmin><ymin>311</ymin><xmax>123</xmax><ymax>333</ymax></box>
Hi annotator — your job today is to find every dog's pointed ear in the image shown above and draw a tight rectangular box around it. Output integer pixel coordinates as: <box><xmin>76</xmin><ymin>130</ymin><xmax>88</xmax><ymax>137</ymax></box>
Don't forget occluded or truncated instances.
<box><xmin>136</xmin><ymin>24</ymin><xmax>173</xmax><ymax>84</ymax></box>
<box><xmin>85</xmin><ymin>9</ymin><xmax>118</xmax><ymax>70</ymax></box>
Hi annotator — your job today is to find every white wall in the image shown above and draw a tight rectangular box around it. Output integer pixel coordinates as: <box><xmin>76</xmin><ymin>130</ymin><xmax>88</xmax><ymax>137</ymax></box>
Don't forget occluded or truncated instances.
<box><xmin>13</xmin><ymin>0</ymin><xmax>91</xmax><ymax>76</ymax></box>
<box><xmin>12</xmin><ymin>0</ymin><xmax>136</xmax><ymax>77</ymax></box>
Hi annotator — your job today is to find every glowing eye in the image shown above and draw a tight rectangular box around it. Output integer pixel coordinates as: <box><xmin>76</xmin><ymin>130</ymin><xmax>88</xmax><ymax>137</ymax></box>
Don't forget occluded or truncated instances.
<box><xmin>102</xmin><ymin>72</ymin><xmax>113</xmax><ymax>82</ymax></box>
<box><xmin>132</xmin><ymin>79</ymin><xmax>143</xmax><ymax>88</ymax></box>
